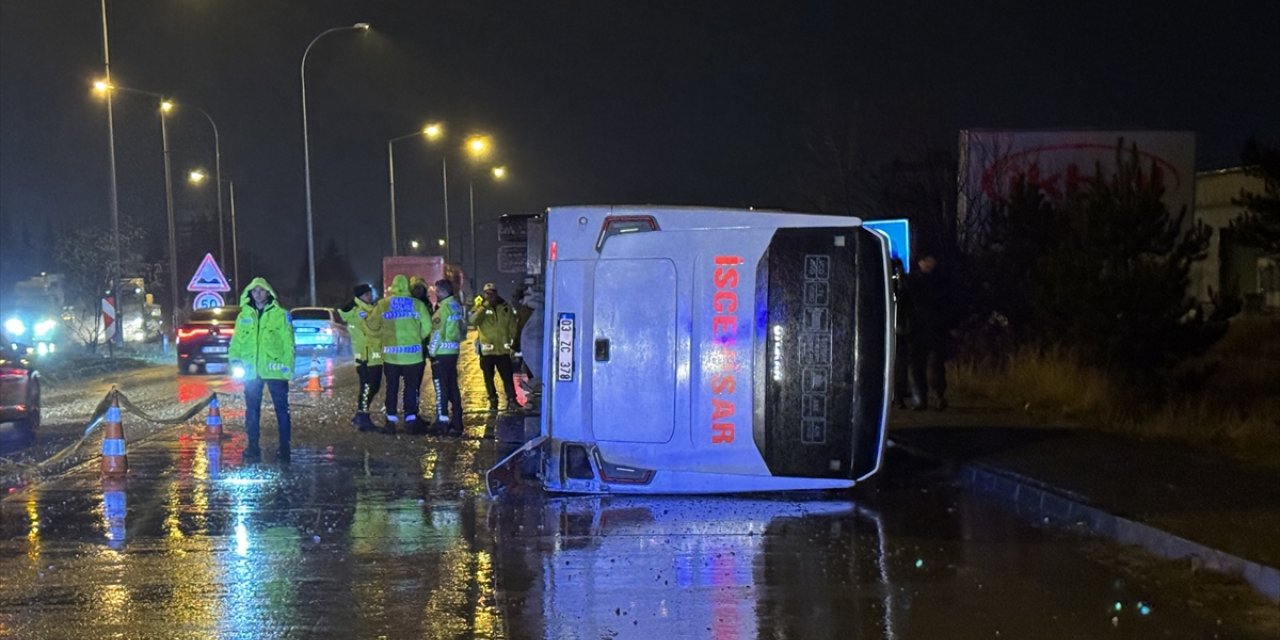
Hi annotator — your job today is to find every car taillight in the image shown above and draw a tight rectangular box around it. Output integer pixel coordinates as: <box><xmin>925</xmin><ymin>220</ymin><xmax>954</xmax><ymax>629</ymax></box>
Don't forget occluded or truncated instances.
<box><xmin>177</xmin><ymin>328</ymin><xmax>204</xmax><ymax>342</ymax></box>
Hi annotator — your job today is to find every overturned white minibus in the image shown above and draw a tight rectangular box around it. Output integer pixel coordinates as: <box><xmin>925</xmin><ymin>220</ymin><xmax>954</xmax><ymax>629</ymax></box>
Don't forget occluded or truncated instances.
<box><xmin>488</xmin><ymin>206</ymin><xmax>894</xmax><ymax>495</ymax></box>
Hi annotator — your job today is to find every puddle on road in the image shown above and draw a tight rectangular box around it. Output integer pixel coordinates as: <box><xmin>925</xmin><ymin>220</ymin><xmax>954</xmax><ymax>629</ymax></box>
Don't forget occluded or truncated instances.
<box><xmin>2</xmin><ymin>366</ymin><xmax>1274</xmax><ymax>638</ymax></box>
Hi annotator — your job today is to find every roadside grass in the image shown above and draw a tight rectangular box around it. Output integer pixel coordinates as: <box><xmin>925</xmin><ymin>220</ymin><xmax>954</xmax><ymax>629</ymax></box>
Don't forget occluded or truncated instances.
<box><xmin>952</xmin><ymin>315</ymin><xmax>1280</xmax><ymax>466</ymax></box>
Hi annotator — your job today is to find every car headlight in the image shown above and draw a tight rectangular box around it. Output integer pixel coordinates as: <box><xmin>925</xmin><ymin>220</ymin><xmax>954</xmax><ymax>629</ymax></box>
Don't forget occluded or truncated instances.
<box><xmin>232</xmin><ymin>366</ymin><xmax>246</xmax><ymax>379</ymax></box>
<box><xmin>34</xmin><ymin>319</ymin><xmax>56</xmax><ymax>338</ymax></box>
<box><xmin>4</xmin><ymin>318</ymin><xmax>25</xmax><ymax>337</ymax></box>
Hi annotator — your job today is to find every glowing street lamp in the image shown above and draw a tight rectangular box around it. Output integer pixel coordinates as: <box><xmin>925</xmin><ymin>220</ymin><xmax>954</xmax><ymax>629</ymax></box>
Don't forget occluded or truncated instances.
<box><xmin>188</xmin><ymin>169</ymin><xmax>241</xmax><ymax>292</ymax></box>
<box><xmin>302</xmin><ymin>22</ymin><xmax>372</xmax><ymax>306</ymax></box>
<box><xmin>465</xmin><ymin>134</ymin><xmax>492</xmax><ymax>160</ymax></box>
<box><xmin>388</xmin><ymin>121</ymin><xmax>447</xmax><ymax>256</ymax></box>
<box><xmin>491</xmin><ymin>166</ymin><xmax>507</xmax><ymax>180</ymax></box>
<box><xmin>95</xmin><ymin>80</ymin><xmax>228</xmax><ymax>272</ymax></box>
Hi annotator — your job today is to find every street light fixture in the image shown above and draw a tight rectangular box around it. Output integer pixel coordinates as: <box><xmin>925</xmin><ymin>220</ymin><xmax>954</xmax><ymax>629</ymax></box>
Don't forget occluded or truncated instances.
<box><xmin>188</xmin><ymin>169</ymin><xmax>240</xmax><ymax>292</ymax></box>
<box><xmin>99</xmin><ymin>0</ymin><xmax>122</xmax><ymax>349</ymax></box>
<box><xmin>465</xmin><ymin>134</ymin><xmax>492</xmax><ymax>159</ymax></box>
<box><xmin>94</xmin><ymin>81</ymin><xmax>228</xmax><ymax>273</ymax></box>
<box><xmin>463</xmin><ymin>132</ymin><xmax>505</xmax><ymax>292</ymax></box>
<box><xmin>159</xmin><ymin>99</ymin><xmax>179</xmax><ymax>333</ymax></box>
<box><xmin>387</xmin><ymin>121</ymin><xmax>444</xmax><ymax>256</ymax></box>
<box><xmin>301</xmin><ymin>22</ymin><xmax>371</xmax><ymax>306</ymax></box>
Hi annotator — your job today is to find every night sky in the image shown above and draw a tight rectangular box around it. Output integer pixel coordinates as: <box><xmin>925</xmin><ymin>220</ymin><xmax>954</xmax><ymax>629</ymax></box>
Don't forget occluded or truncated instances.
<box><xmin>2</xmin><ymin>0</ymin><xmax>1278</xmax><ymax>300</ymax></box>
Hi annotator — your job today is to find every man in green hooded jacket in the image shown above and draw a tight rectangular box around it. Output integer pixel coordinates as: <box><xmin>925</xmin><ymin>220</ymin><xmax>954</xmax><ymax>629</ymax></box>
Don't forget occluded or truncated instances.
<box><xmin>337</xmin><ymin>283</ymin><xmax>382</xmax><ymax>431</ymax></box>
<box><xmin>365</xmin><ymin>274</ymin><xmax>431</xmax><ymax>434</ymax></box>
<box><xmin>228</xmin><ymin>277</ymin><xmax>295</xmax><ymax>462</ymax></box>
<box><xmin>429</xmin><ymin>278</ymin><xmax>467</xmax><ymax>435</ymax></box>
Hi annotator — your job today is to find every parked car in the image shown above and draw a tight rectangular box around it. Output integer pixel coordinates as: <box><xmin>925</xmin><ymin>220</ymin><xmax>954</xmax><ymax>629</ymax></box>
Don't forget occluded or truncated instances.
<box><xmin>176</xmin><ymin>306</ymin><xmax>239</xmax><ymax>375</ymax></box>
<box><xmin>0</xmin><ymin>342</ymin><xmax>40</xmax><ymax>432</ymax></box>
<box><xmin>290</xmin><ymin>307</ymin><xmax>350</xmax><ymax>354</ymax></box>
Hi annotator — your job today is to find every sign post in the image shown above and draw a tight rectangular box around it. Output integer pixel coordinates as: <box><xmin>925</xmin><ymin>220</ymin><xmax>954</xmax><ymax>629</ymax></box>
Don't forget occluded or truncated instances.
<box><xmin>101</xmin><ymin>296</ymin><xmax>116</xmax><ymax>341</ymax></box>
<box><xmin>186</xmin><ymin>253</ymin><xmax>232</xmax><ymax>311</ymax></box>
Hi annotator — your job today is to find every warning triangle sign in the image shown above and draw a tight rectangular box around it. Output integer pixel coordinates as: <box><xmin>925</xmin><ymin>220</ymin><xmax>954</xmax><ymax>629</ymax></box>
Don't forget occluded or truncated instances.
<box><xmin>186</xmin><ymin>253</ymin><xmax>231</xmax><ymax>292</ymax></box>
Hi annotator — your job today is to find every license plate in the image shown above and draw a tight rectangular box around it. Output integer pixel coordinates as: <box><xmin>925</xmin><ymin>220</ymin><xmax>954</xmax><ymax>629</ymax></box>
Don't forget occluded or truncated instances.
<box><xmin>296</xmin><ymin>327</ymin><xmax>319</xmax><ymax>333</ymax></box>
<box><xmin>203</xmin><ymin>346</ymin><xmax>228</xmax><ymax>354</ymax></box>
<box><xmin>206</xmin><ymin>363</ymin><xmax>228</xmax><ymax>374</ymax></box>
<box><xmin>556</xmin><ymin>313</ymin><xmax>574</xmax><ymax>382</ymax></box>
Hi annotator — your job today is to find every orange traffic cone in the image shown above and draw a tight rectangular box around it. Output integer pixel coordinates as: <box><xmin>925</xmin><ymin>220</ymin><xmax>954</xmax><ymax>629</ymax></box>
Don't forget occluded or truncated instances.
<box><xmin>305</xmin><ymin>358</ymin><xmax>321</xmax><ymax>392</ymax></box>
<box><xmin>101</xmin><ymin>391</ymin><xmax>127</xmax><ymax>476</ymax></box>
<box><xmin>205</xmin><ymin>394</ymin><xmax>223</xmax><ymax>441</ymax></box>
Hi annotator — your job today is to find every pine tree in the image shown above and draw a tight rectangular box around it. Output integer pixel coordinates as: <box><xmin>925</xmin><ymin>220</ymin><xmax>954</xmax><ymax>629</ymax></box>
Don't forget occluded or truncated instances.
<box><xmin>981</xmin><ymin>142</ymin><xmax>1226</xmax><ymax>383</ymax></box>
<box><xmin>1230</xmin><ymin>138</ymin><xmax>1280</xmax><ymax>254</ymax></box>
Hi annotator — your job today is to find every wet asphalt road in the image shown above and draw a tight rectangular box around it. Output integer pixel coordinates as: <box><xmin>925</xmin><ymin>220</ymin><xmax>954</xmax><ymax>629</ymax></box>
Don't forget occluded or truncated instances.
<box><xmin>1</xmin><ymin>347</ymin><xmax>1276</xmax><ymax>639</ymax></box>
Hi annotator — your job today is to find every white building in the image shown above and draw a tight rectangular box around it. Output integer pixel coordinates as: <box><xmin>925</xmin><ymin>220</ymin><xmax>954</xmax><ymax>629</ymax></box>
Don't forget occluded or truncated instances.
<box><xmin>1193</xmin><ymin>168</ymin><xmax>1276</xmax><ymax>311</ymax></box>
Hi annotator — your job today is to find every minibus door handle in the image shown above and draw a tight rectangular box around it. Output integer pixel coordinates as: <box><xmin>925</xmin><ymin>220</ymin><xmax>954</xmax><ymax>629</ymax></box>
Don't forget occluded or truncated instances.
<box><xmin>594</xmin><ymin>337</ymin><xmax>610</xmax><ymax>362</ymax></box>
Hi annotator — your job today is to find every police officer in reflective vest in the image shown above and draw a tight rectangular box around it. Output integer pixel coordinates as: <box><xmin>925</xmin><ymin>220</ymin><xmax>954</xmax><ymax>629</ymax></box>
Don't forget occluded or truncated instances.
<box><xmin>227</xmin><ymin>277</ymin><xmax>294</xmax><ymax>462</ymax></box>
<box><xmin>365</xmin><ymin>274</ymin><xmax>431</xmax><ymax>435</ymax></box>
<box><xmin>429</xmin><ymin>278</ymin><xmax>467</xmax><ymax>436</ymax></box>
<box><xmin>471</xmin><ymin>282</ymin><xmax>519</xmax><ymax>413</ymax></box>
<box><xmin>337</xmin><ymin>283</ymin><xmax>382</xmax><ymax>431</ymax></box>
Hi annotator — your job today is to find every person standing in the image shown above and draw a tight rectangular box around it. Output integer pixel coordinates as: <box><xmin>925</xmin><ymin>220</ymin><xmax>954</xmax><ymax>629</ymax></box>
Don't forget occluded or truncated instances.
<box><xmin>906</xmin><ymin>253</ymin><xmax>955</xmax><ymax>410</ymax></box>
<box><xmin>890</xmin><ymin>258</ymin><xmax>912</xmax><ymax>410</ymax></box>
<box><xmin>337</xmin><ymin>283</ymin><xmax>382</xmax><ymax>431</ymax></box>
<box><xmin>365</xmin><ymin>274</ymin><xmax>431</xmax><ymax>435</ymax></box>
<box><xmin>429</xmin><ymin>278</ymin><xmax>467</xmax><ymax>436</ymax></box>
<box><xmin>471</xmin><ymin>282</ymin><xmax>520</xmax><ymax>413</ymax></box>
<box><xmin>409</xmin><ymin>277</ymin><xmax>445</xmax><ymax>425</ymax></box>
<box><xmin>228</xmin><ymin>277</ymin><xmax>295</xmax><ymax>462</ymax></box>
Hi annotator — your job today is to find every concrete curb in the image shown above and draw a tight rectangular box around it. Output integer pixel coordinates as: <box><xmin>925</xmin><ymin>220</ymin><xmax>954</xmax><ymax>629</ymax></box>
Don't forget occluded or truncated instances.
<box><xmin>888</xmin><ymin>437</ymin><xmax>1280</xmax><ymax>604</ymax></box>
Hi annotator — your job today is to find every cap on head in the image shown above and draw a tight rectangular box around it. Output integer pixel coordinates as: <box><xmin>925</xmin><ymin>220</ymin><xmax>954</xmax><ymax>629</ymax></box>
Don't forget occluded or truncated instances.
<box><xmin>482</xmin><ymin>282</ymin><xmax>497</xmax><ymax>293</ymax></box>
<box><xmin>353</xmin><ymin>283</ymin><xmax>373</xmax><ymax>298</ymax></box>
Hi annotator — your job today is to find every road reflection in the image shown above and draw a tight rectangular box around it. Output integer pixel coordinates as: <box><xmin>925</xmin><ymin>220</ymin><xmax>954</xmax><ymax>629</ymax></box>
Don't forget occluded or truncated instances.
<box><xmin>488</xmin><ymin>496</ymin><xmax>906</xmax><ymax>639</ymax></box>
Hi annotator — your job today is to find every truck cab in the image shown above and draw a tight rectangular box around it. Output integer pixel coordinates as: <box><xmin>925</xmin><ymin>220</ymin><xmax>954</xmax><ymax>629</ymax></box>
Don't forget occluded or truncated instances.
<box><xmin>489</xmin><ymin>205</ymin><xmax>894</xmax><ymax>495</ymax></box>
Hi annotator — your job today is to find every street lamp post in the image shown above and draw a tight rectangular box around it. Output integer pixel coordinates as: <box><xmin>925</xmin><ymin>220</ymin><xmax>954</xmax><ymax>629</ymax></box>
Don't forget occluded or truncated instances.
<box><xmin>387</xmin><ymin>123</ymin><xmax>444</xmax><ymax>257</ymax></box>
<box><xmin>302</xmin><ymin>22</ymin><xmax>370</xmax><ymax>306</ymax></box>
<box><xmin>99</xmin><ymin>0</ymin><xmax>122</xmax><ymax>348</ymax></box>
<box><xmin>228</xmin><ymin>180</ymin><xmax>239</xmax><ymax>293</ymax></box>
<box><xmin>466</xmin><ymin>165</ymin><xmax>508</xmax><ymax>295</ymax></box>
<box><xmin>160</xmin><ymin>100</ymin><xmax>180</xmax><ymax>333</ymax></box>
<box><xmin>190</xmin><ymin>108</ymin><xmax>225</xmax><ymax>268</ymax></box>
<box><xmin>463</xmin><ymin>135</ymin><xmax>493</xmax><ymax>292</ymax></box>
<box><xmin>190</xmin><ymin>170</ymin><xmax>239</xmax><ymax>292</ymax></box>
<box><xmin>94</xmin><ymin>81</ymin><xmax>228</xmax><ymax>299</ymax></box>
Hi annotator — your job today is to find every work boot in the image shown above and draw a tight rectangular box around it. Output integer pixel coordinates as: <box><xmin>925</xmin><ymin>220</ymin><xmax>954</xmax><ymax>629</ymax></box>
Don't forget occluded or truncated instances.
<box><xmin>275</xmin><ymin>447</ymin><xmax>291</xmax><ymax>464</ymax></box>
<box><xmin>405</xmin><ymin>416</ymin><xmax>426</xmax><ymax>435</ymax></box>
<box><xmin>382</xmin><ymin>416</ymin><xmax>399</xmax><ymax>435</ymax></box>
<box><xmin>488</xmin><ymin>397</ymin><xmax>499</xmax><ymax>414</ymax></box>
<box><xmin>244</xmin><ymin>443</ymin><xmax>262</xmax><ymax>462</ymax></box>
<box><xmin>429</xmin><ymin>415</ymin><xmax>450</xmax><ymax>436</ymax></box>
<box><xmin>352</xmin><ymin>412</ymin><xmax>377</xmax><ymax>432</ymax></box>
